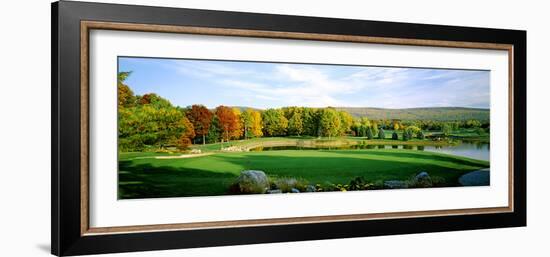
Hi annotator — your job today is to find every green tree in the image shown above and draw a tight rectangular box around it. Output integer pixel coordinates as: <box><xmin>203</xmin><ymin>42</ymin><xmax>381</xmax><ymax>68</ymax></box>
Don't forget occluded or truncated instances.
<box><xmin>371</xmin><ymin>121</ymin><xmax>379</xmax><ymax>138</ymax></box>
<box><xmin>465</xmin><ymin>119</ymin><xmax>481</xmax><ymax>128</ymax></box>
<box><xmin>402</xmin><ymin>130</ymin><xmax>410</xmax><ymax>141</ymax></box>
<box><xmin>407</xmin><ymin>126</ymin><xmax>421</xmax><ymax>135</ymax></box>
<box><xmin>118</xmin><ymin>96</ymin><xmax>194</xmax><ymax>151</ymax></box>
<box><xmin>206</xmin><ymin>115</ymin><xmax>221</xmax><ymax>144</ymax></box>
<box><xmin>262</xmin><ymin>109</ymin><xmax>288</xmax><ymax>136</ymax></box>
<box><xmin>118</xmin><ymin>71</ymin><xmax>132</xmax><ymax>83</ymax></box>
<box><xmin>288</xmin><ymin>109</ymin><xmax>304</xmax><ymax>136</ymax></box>
<box><xmin>366</xmin><ymin>127</ymin><xmax>374</xmax><ymax>139</ymax></box>
<box><xmin>319</xmin><ymin>108</ymin><xmax>341</xmax><ymax>139</ymax></box>
<box><xmin>378</xmin><ymin>128</ymin><xmax>385</xmax><ymax>139</ymax></box>
<box><xmin>392</xmin><ymin>131</ymin><xmax>399</xmax><ymax>140</ymax></box>
<box><xmin>359</xmin><ymin>126</ymin><xmax>367</xmax><ymax>137</ymax></box>
<box><xmin>301</xmin><ymin>108</ymin><xmax>319</xmax><ymax>136</ymax></box>
<box><xmin>442</xmin><ymin>123</ymin><xmax>452</xmax><ymax>136</ymax></box>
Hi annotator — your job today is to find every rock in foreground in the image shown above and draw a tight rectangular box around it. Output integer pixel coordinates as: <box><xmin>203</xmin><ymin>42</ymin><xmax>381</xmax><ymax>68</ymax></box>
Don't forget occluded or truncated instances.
<box><xmin>233</xmin><ymin>170</ymin><xmax>270</xmax><ymax>194</ymax></box>
<box><xmin>459</xmin><ymin>168</ymin><xmax>490</xmax><ymax>186</ymax></box>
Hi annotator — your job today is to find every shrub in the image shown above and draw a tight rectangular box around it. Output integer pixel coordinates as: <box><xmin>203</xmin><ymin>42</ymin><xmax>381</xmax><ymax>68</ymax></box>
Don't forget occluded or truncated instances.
<box><xmin>378</xmin><ymin>128</ymin><xmax>385</xmax><ymax>139</ymax></box>
<box><xmin>359</xmin><ymin>126</ymin><xmax>367</xmax><ymax>137</ymax></box>
<box><xmin>273</xmin><ymin>177</ymin><xmax>309</xmax><ymax>193</ymax></box>
<box><xmin>348</xmin><ymin>176</ymin><xmax>373</xmax><ymax>191</ymax></box>
<box><xmin>431</xmin><ymin>176</ymin><xmax>446</xmax><ymax>186</ymax></box>
<box><xmin>392</xmin><ymin>132</ymin><xmax>399</xmax><ymax>140</ymax></box>
<box><xmin>417</xmin><ymin>131</ymin><xmax>425</xmax><ymax>139</ymax></box>
<box><xmin>366</xmin><ymin>127</ymin><xmax>374</xmax><ymax>139</ymax></box>
<box><xmin>314</xmin><ymin>177</ymin><xmax>375</xmax><ymax>192</ymax></box>
<box><xmin>315</xmin><ymin>182</ymin><xmax>338</xmax><ymax>192</ymax></box>
<box><xmin>402</xmin><ymin>131</ymin><xmax>410</xmax><ymax>141</ymax></box>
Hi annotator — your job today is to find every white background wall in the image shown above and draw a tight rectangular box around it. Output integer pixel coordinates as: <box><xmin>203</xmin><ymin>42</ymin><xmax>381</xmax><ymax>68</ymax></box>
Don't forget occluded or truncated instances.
<box><xmin>0</xmin><ymin>0</ymin><xmax>547</xmax><ymax>256</ymax></box>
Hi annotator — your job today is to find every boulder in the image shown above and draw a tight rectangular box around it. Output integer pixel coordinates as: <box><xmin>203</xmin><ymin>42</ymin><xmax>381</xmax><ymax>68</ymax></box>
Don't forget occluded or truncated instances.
<box><xmin>415</xmin><ymin>171</ymin><xmax>430</xmax><ymax>181</ymax></box>
<box><xmin>266</xmin><ymin>189</ymin><xmax>282</xmax><ymax>194</ymax></box>
<box><xmin>459</xmin><ymin>168</ymin><xmax>490</xmax><ymax>186</ymax></box>
<box><xmin>305</xmin><ymin>185</ymin><xmax>316</xmax><ymax>192</ymax></box>
<box><xmin>291</xmin><ymin>188</ymin><xmax>300</xmax><ymax>193</ymax></box>
<box><xmin>234</xmin><ymin>170</ymin><xmax>270</xmax><ymax>194</ymax></box>
<box><xmin>413</xmin><ymin>171</ymin><xmax>432</xmax><ymax>187</ymax></box>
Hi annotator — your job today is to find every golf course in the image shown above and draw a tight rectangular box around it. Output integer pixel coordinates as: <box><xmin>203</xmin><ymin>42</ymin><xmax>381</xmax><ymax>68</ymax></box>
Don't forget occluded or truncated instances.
<box><xmin>116</xmin><ymin>59</ymin><xmax>491</xmax><ymax>199</ymax></box>
<box><xmin>118</xmin><ymin>136</ymin><xmax>490</xmax><ymax>199</ymax></box>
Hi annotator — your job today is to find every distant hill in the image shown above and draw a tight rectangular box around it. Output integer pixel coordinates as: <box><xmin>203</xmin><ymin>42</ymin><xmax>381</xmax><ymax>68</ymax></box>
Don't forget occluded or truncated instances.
<box><xmin>225</xmin><ymin>106</ymin><xmax>489</xmax><ymax>121</ymax></box>
<box><xmin>230</xmin><ymin>106</ymin><xmax>263</xmax><ymax>112</ymax></box>
<box><xmin>334</xmin><ymin>107</ymin><xmax>489</xmax><ymax>121</ymax></box>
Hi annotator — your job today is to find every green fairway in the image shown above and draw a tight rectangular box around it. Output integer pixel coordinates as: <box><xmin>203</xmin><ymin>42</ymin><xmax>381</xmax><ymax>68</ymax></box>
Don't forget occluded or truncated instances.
<box><xmin>118</xmin><ymin>149</ymin><xmax>489</xmax><ymax>199</ymax></box>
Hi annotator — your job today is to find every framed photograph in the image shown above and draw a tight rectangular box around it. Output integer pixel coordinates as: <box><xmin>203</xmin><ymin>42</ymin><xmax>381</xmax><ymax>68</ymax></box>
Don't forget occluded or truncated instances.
<box><xmin>52</xmin><ymin>1</ymin><xmax>526</xmax><ymax>256</ymax></box>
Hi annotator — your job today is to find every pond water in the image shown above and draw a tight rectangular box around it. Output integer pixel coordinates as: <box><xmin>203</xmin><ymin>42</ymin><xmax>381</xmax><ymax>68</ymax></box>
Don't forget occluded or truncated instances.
<box><xmin>249</xmin><ymin>141</ymin><xmax>490</xmax><ymax>161</ymax></box>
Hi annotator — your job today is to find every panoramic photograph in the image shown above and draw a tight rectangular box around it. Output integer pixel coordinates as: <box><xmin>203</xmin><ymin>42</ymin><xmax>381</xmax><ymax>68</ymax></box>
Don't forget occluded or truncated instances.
<box><xmin>117</xmin><ymin>57</ymin><xmax>490</xmax><ymax>199</ymax></box>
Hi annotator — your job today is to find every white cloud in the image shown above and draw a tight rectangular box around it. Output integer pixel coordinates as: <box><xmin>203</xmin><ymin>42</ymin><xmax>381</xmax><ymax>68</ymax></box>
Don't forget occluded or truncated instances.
<box><xmin>154</xmin><ymin>58</ymin><xmax>490</xmax><ymax>109</ymax></box>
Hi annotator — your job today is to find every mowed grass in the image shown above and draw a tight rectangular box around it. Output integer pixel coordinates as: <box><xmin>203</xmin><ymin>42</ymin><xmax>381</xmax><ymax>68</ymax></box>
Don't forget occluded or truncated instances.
<box><xmin>118</xmin><ymin>149</ymin><xmax>489</xmax><ymax>199</ymax></box>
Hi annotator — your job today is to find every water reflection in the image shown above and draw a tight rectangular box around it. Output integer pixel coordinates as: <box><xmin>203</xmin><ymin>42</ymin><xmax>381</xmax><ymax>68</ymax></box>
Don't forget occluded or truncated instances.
<box><xmin>249</xmin><ymin>141</ymin><xmax>489</xmax><ymax>161</ymax></box>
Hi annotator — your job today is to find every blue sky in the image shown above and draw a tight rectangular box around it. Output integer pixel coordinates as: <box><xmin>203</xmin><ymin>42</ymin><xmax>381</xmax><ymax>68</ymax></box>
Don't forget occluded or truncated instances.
<box><xmin>118</xmin><ymin>57</ymin><xmax>490</xmax><ymax>109</ymax></box>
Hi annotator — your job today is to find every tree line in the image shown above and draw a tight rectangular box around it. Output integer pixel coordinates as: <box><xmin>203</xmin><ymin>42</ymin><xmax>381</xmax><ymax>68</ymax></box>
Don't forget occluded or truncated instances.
<box><xmin>117</xmin><ymin>72</ymin><xmax>489</xmax><ymax>151</ymax></box>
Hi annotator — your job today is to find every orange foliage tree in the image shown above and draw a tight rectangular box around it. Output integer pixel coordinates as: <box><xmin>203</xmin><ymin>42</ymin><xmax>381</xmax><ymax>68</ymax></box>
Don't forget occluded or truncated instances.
<box><xmin>175</xmin><ymin>116</ymin><xmax>195</xmax><ymax>150</ymax></box>
<box><xmin>231</xmin><ymin>108</ymin><xmax>243</xmax><ymax>139</ymax></box>
<box><xmin>215</xmin><ymin>106</ymin><xmax>239</xmax><ymax>142</ymax></box>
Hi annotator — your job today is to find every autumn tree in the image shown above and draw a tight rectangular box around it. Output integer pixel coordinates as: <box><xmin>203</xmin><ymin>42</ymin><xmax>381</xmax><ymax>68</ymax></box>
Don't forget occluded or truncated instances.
<box><xmin>231</xmin><ymin>108</ymin><xmax>244</xmax><ymax>139</ymax></box>
<box><xmin>117</xmin><ymin>71</ymin><xmax>135</xmax><ymax>108</ymax></box>
<box><xmin>392</xmin><ymin>120</ymin><xmax>402</xmax><ymax>131</ymax></box>
<box><xmin>238</xmin><ymin>109</ymin><xmax>264</xmax><ymax>139</ymax></box>
<box><xmin>215</xmin><ymin>106</ymin><xmax>239</xmax><ymax>142</ymax></box>
<box><xmin>138</xmin><ymin>93</ymin><xmax>173</xmax><ymax>108</ymax></box>
<box><xmin>262</xmin><ymin>109</ymin><xmax>288</xmax><ymax>136</ymax></box>
<box><xmin>407</xmin><ymin>125</ymin><xmax>421</xmax><ymax>134</ymax></box>
<box><xmin>186</xmin><ymin>105</ymin><xmax>213</xmax><ymax>145</ymax></box>
<box><xmin>175</xmin><ymin>116</ymin><xmax>196</xmax><ymax>150</ymax></box>
<box><xmin>338</xmin><ymin>111</ymin><xmax>354</xmax><ymax>136</ymax></box>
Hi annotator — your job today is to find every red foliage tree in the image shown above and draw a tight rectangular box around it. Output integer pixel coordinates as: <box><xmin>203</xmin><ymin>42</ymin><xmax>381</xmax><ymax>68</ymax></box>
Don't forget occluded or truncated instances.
<box><xmin>186</xmin><ymin>105</ymin><xmax>213</xmax><ymax>145</ymax></box>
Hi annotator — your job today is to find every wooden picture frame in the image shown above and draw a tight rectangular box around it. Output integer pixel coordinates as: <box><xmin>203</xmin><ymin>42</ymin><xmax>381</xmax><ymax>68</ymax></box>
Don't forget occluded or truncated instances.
<box><xmin>52</xmin><ymin>1</ymin><xmax>526</xmax><ymax>256</ymax></box>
